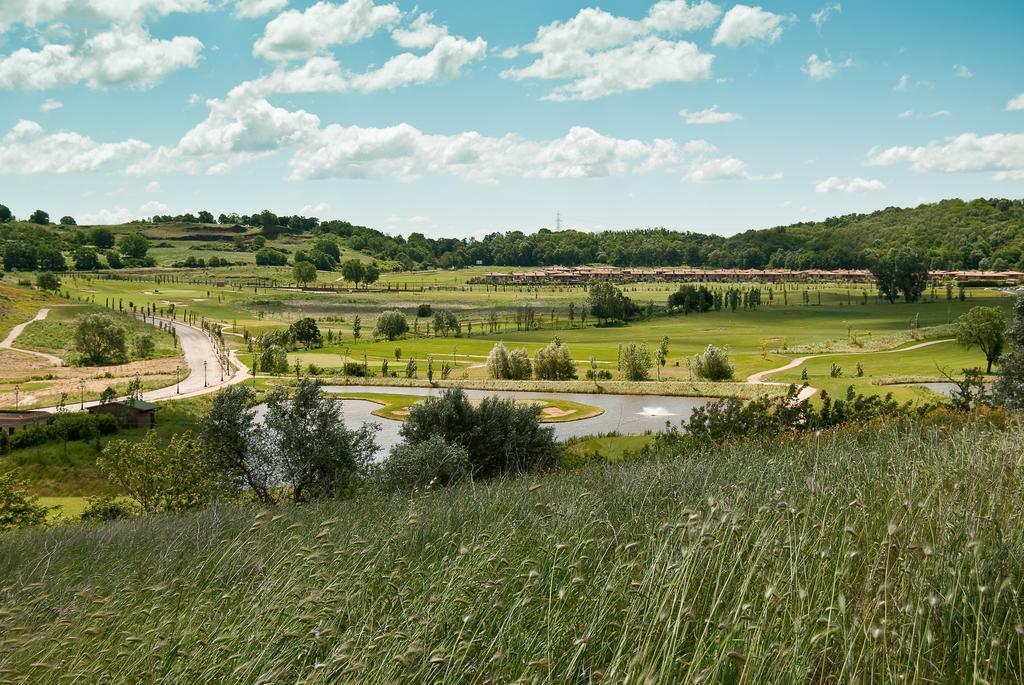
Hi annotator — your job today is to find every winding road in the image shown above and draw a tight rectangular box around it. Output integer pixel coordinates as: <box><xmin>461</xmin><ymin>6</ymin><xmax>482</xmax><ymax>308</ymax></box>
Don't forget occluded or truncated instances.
<box><xmin>0</xmin><ymin>308</ymin><xmax>64</xmax><ymax>366</ymax></box>
<box><xmin>746</xmin><ymin>338</ymin><xmax>954</xmax><ymax>400</ymax></box>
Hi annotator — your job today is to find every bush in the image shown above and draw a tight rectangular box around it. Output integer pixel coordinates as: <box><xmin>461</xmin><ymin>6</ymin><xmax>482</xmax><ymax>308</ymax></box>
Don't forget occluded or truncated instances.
<box><xmin>375</xmin><ymin>434</ymin><xmax>470</xmax><ymax>493</ymax></box>
<box><xmin>132</xmin><ymin>333</ymin><xmax>155</xmax><ymax>359</ymax></box>
<box><xmin>74</xmin><ymin>314</ymin><xmax>127</xmax><ymax>365</ymax></box>
<box><xmin>693</xmin><ymin>344</ymin><xmax>734</xmax><ymax>381</ymax></box>
<box><xmin>36</xmin><ymin>272</ymin><xmax>60</xmax><ymax>291</ymax></box>
<box><xmin>80</xmin><ymin>495</ymin><xmax>135</xmax><ymax>523</ymax></box>
<box><xmin>5</xmin><ymin>412</ymin><xmax>117</xmax><ymax>451</ymax></box>
<box><xmin>255</xmin><ymin>248</ymin><xmax>288</xmax><ymax>266</ymax></box>
<box><xmin>533</xmin><ymin>338</ymin><xmax>577</xmax><ymax>380</ymax></box>
<box><xmin>0</xmin><ymin>473</ymin><xmax>50</xmax><ymax>530</ymax></box>
<box><xmin>620</xmin><ymin>343</ymin><xmax>652</xmax><ymax>381</ymax></box>
<box><xmin>399</xmin><ymin>388</ymin><xmax>562</xmax><ymax>480</ymax></box>
<box><xmin>373</xmin><ymin>310</ymin><xmax>408</xmax><ymax>341</ymax></box>
<box><xmin>343</xmin><ymin>361</ymin><xmax>370</xmax><ymax>377</ymax></box>
<box><xmin>486</xmin><ymin>342</ymin><xmax>532</xmax><ymax>380</ymax></box>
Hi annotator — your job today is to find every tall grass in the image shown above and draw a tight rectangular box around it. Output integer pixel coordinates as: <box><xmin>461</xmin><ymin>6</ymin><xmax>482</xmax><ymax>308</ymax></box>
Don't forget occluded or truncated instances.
<box><xmin>1</xmin><ymin>419</ymin><xmax>1023</xmax><ymax>682</ymax></box>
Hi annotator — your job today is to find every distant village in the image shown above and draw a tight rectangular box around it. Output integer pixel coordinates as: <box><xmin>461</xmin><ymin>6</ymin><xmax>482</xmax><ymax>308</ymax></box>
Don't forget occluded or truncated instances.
<box><xmin>475</xmin><ymin>266</ymin><xmax>1024</xmax><ymax>286</ymax></box>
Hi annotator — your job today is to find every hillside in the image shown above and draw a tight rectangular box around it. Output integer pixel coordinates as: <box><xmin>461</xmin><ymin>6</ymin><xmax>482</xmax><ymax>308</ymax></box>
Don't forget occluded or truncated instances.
<box><xmin>1</xmin><ymin>419</ymin><xmax>1022</xmax><ymax>682</ymax></box>
<box><xmin>2</xmin><ymin>198</ymin><xmax>1023</xmax><ymax>272</ymax></box>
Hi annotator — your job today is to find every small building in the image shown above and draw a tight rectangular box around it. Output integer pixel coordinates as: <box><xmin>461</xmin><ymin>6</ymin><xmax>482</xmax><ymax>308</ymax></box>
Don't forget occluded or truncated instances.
<box><xmin>0</xmin><ymin>410</ymin><xmax>51</xmax><ymax>435</ymax></box>
<box><xmin>87</xmin><ymin>399</ymin><xmax>158</xmax><ymax>429</ymax></box>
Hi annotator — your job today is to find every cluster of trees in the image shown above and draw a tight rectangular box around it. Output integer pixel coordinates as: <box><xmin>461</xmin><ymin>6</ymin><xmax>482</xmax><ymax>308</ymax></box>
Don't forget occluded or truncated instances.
<box><xmin>667</xmin><ymin>285</ymin><xmax>763</xmax><ymax>314</ymax></box>
<box><xmin>1</xmin><ymin>224</ymin><xmax>153</xmax><ymax>272</ymax></box>
<box><xmin>587</xmin><ymin>282</ymin><xmax>638</xmax><ymax>324</ymax></box>
<box><xmin>73</xmin><ymin>314</ymin><xmax>156</xmax><ymax>366</ymax></box>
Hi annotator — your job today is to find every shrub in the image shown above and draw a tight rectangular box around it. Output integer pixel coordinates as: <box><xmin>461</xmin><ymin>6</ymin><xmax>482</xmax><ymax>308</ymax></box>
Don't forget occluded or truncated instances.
<box><xmin>80</xmin><ymin>495</ymin><xmax>135</xmax><ymax>523</ymax></box>
<box><xmin>0</xmin><ymin>473</ymin><xmax>50</xmax><ymax>530</ymax></box>
<box><xmin>399</xmin><ymin>388</ymin><xmax>562</xmax><ymax>480</ymax></box>
<box><xmin>257</xmin><ymin>344</ymin><xmax>288</xmax><ymax>374</ymax></box>
<box><xmin>620</xmin><ymin>343</ymin><xmax>652</xmax><ymax>381</ymax></box>
<box><xmin>693</xmin><ymin>344</ymin><xmax>734</xmax><ymax>381</ymax></box>
<box><xmin>74</xmin><ymin>314</ymin><xmax>127</xmax><ymax>365</ymax></box>
<box><xmin>132</xmin><ymin>333</ymin><xmax>155</xmax><ymax>359</ymax></box>
<box><xmin>36</xmin><ymin>272</ymin><xmax>60</xmax><ymax>291</ymax></box>
<box><xmin>487</xmin><ymin>342</ymin><xmax>532</xmax><ymax>380</ymax></box>
<box><xmin>254</xmin><ymin>248</ymin><xmax>288</xmax><ymax>266</ymax></box>
<box><xmin>373</xmin><ymin>310</ymin><xmax>409</xmax><ymax>341</ymax></box>
<box><xmin>375</xmin><ymin>434</ymin><xmax>470</xmax><ymax>493</ymax></box>
<box><xmin>533</xmin><ymin>338</ymin><xmax>577</xmax><ymax>380</ymax></box>
<box><xmin>343</xmin><ymin>361</ymin><xmax>370</xmax><ymax>377</ymax></box>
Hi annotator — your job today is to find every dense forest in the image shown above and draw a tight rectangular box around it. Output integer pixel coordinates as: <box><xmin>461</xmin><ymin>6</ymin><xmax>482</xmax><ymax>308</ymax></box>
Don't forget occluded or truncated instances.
<box><xmin>2</xmin><ymin>198</ymin><xmax>1023</xmax><ymax>272</ymax></box>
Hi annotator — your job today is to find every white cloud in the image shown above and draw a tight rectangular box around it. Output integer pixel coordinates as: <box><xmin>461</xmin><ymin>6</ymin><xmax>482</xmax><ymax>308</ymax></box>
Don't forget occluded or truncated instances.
<box><xmin>954</xmin><ymin>64</ymin><xmax>972</xmax><ymax>79</ymax></box>
<box><xmin>188</xmin><ymin>92</ymin><xmax>202</xmax><ymax>104</ymax></box>
<box><xmin>712</xmin><ymin>5</ymin><xmax>787</xmax><ymax>47</ymax></box>
<box><xmin>1006</xmin><ymin>93</ymin><xmax>1024</xmax><ymax>111</ymax></box>
<box><xmin>0</xmin><ymin>119</ymin><xmax>149</xmax><ymax>174</ymax></box>
<box><xmin>299</xmin><ymin>202</ymin><xmax>329</xmax><ymax>215</ymax></box>
<box><xmin>391</xmin><ymin>11</ymin><xmax>448</xmax><ymax>49</ymax></box>
<box><xmin>898</xmin><ymin>110</ymin><xmax>913</xmax><ymax>119</ymax></box>
<box><xmin>234</xmin><ymin>0</ymin><xmax>287</xmax><ymax>19</ymax></box>
<box><xmin>866</xmin><ymin>132</ymin><xmax>1024</xmax><ymax>179</ymax></box>
<box><xmin>0</xmin><ymin>0</ymin><xmax>209</xmax><ymax>32</ymax></box>
<box><xmin>501</xmin><ymin>2</ymin><xmax>718</xmax><ymax>101</ymax></box>
<box><xmin>349</xmin><ymin>35</ymin><xmax>486</xmax><ymax>92</ymax></box>
<box><xmin>929</xmin><ymin>110</ymin><xmax>951</xmax><ymax>118</ymax></box>
<box><xmin>894</xmin><ymin>73</ymin><xmax>909</xmax><ymax>91</ymax></box>
<box><xmin>0</xmin><ymin>24</ymin><xmax>203</xmax><ymax>90</ymax></box>
<box><xmin>814</xmin><ymin>176</ymin><xmax>885</xmax><ymax>193</ymax></box>
<box><xmin>78</xmin><ymin>207</ymin><xmax>135</xmax><ymax>225</ymax></box>
<box><xmin>253</xmin><ymin>0</ymin><xmax>400</xmax><ymax>61</ymax></box>
<box><xmin>139</xmin><ymin>200</ymin><xmax>170</xmax><ymax>214</ymax></box>
<box><xmin>802</xmin><ymin>54</ymin><xmax>853</xmax><ymax>80</ymax></box>
<box><xmin>40</xmin><ymin>99</ymin><xmax>63</xmax><ymax>111</ymax></box>
<box><xmin>810</xmin><ymin>3</ymin><xmax>840</xmax><ymax>30</ymax></box>
<box><xmin>146</xmin><ymin>180</ymin><xmax>161</xmax><ymax>192</ymax></box>
<box><xmin>679</xmin><ymin>105</ymin><xmax>742</xmax><ymax>124</ymax></box>
<box><xmin>681</xmin><ymin>139</ymin><xmax>779</xmax><ymax>182</ymax></box>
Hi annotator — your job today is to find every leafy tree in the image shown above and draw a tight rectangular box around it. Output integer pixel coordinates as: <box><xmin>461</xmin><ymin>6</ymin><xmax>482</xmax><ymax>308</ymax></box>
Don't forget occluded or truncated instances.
<box><xmin>79</xmin><ymin>495</ymin><xmax>134</xmax><ymax>523</ymax></box>
<box><xmin>119</xmin><ymin>233</ymin><xmax>150</xmax><ymax>259</ymax></box>
<box><xmin>432</xmin><ymin>309</ymin><xmax>461</xmax><ymax>337</ymax></box>
<box><xmin>363</xmin><ymin>262</ymin><xmax>380</xmax><ymax>285</ymax></box>
<box><xmin>289</xmin><ymin>317</ymin><xmax>322</xmax><ymax>348</ymax></box>
<box><xmin>255</xmin><ymin>247</ymin><xmax>287</xmax><ymax>266</ymax></box>
<box><xmin>373</xmin><ymin>310</ymin><xmax>408</xmax><ymax>340</ymax></box>
<box><xmin>0</xmin><ymin>203</ymin><xmax>11</xmax><ymax>222</ymax></box>
<box><xmin>259</xmin><ymin>209</ymin><xmax>280</xmax><ymax>239</ymax></box>
<box><xmin>73</xmin><ymin>246</ymin><xmax>101</xmax><ymax>270</ymax></box>
<box><xmin>29</xmin><ymin>209</ymin><xmax>49</xmax><ymax>225</ymax></box>
<box><xmin>98</xmin><ymin>430</ymin><xmax>212</xmax><ymax>514</ymax></box>
<box><xmin>955</xmin><ymin>306</ymin><xmax>1008</xmax><ymax>373</ymax></box>
<box><xmin>131</xmin><ymin>333</ymin><xmax>155</xmax><ymax>358</ymax></box>
<box><xmin>251</xmin><ymin>235</ymin><xmax>266</xmax><ymax>251</ymax></box>
<box><xmin>993</xmin><ymin>294</ymin><xmax>1024</xmax><ymax>408</ymax></box>
<box><xmin>620</xmin><ymin>342</ymin><xmax>652</xmax><ymax>381</ymax></box>
<box><xmin>341</xmin><ymin>258</ymin><xmax>366</xmax><ymax>286</ymax></box>
<box><xmin>293</xmin><ymin>260</ymin><xmax>317</xmax><ymax>286</ymax></box>
<box><xmin>36</xmin><ymin>272</ymin><xmax>60</xmax><ymax>291</ymax></box>
<box><xmin>200</xmin><ymin>384</ymin><xmax>275</xmax><ymax>504</ymax></box>
<box><xmin>89</xmin><ymin>227</ymin><xmax>115</xmax><ymax>247</ymax></box>
<box><xmin>870</xmin><ymin>248</ymin><xmax>929</xmax><ymax>303</ymax></box>
<box><xmin>416</xmin><ymin>303</ymin><xmax>433</xmax><ymax>318</ymax></box>
<box><xmin>0</xmin><ymin>473</ymin><xmax>50</xmax><ymax>530</ymax></box>
<box><xmin>74</xmin><ymin>314</ymin><xmax>127</xmax><ymax>365</ymax></box>
<box><xmin>197</xmin><ymin>210</ymin><xmax>215</xmax><ymax>223</ymax></box>
<box><xmin>399</xmin><ymin>388</ymin><xmax>562</xmax><ymax>479</ymax></box>
<box><xmin>533</xmin><ymin>338</ymin><xmax>577</xmax><ymax>380</ymax></box>
<box><xmin>352</xmin><ymin>315</ymin><xmax>361</xmax><ymax>341</ymax></box>
<box><xmin>693</xmin><ymin>344</ymin><xmax>734</xmax><ymax>381</ymax></box>
<box><xmin>486</xmin><ymin>341</ymin><xmax>532</xmax><ymax>380</ymax></box>
<box><xmin>257</xmin><ymin>344</ymin><xmax>289</xmax><ymax>374</ymax></box>
<box><xmin>37</xmin><ymin>248</ymin><xmax>66</xmax><ymax>272</ymax></box>
<box><xmin>59</xmin><ymin>215</ymin><xmax>76</xmax><ymax>226</ymax></box>
<box><xmin>656</xmin><ymin>336</ymin><xmax>669</xmax><ymax>380</ymax></box>
<box><xmin>99</xmin><ymin>386</ymin><xmax>117</xmax><ymax>404</ymax></box>
<box><xmin>375</xmin><ymin>434</ymin><xmax>470</xmax><ymax>493</ymax></box>
<box><xmin>262</xmin><ymin>378</ymin><xmax>378</xmax><ymax>502</ymax></box>
<box><xmin>587</xmin><ymin>281</ymin><xmax>634</xmax><ymax>323</ymax></box>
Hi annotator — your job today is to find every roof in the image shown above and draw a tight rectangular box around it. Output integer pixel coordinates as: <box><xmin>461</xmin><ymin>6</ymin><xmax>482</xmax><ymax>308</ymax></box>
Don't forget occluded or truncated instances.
<box><xmin>0</xmin><ymin>410</ymin><xmax>50</xmax><ymax>420</ymax></box>
<box><xmin>89</xmin><ymin>399</ymin><xmax>159</xmax><ymax>412</ymax></box>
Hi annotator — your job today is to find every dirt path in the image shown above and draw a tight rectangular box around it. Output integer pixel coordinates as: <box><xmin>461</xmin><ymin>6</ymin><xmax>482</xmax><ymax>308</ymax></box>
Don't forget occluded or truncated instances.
<box><xmin>0</xmin><ymin>308</ymin><xmax>64</xmax><ymax>366</ymax></box>
<box><xmin>746</xmin><ymin>338</ymin><xmax>954</xmax><ymax>400</ymax></box>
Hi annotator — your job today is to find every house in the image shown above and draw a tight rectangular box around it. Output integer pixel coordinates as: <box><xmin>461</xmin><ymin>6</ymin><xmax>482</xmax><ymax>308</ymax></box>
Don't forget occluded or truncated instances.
<box><xmin>87</xmin><ymin>399</ymin><xmax>158</xmax><ymax>429</ymax></box>
<box><xmin>0</xmin><ymin>410</ymin><xmax>51</xmax><ymax>435</ymax></box>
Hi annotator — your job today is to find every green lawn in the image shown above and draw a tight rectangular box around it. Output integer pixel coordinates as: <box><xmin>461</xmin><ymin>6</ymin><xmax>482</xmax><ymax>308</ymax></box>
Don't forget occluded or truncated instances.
<box><xmin>14</xmin><ymin>304</ymin><xmax>179</xmax><ymax>362</ymax></box>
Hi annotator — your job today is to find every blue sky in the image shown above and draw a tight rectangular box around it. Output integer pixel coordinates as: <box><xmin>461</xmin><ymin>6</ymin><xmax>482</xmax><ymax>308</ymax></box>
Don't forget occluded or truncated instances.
<box><xmin>0</xmin><ymin>0</ymin><xmax>1022</xmax><ymax>237</ymax></box>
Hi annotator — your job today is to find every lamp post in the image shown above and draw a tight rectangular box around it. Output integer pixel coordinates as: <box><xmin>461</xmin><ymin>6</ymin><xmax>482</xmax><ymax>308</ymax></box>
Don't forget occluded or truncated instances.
<box><xmin>79</xmin><ymin>379</ymin><xmax>85</xmax><ymax>410</ymax></box>
<box><xmin>204</xmin><ymin>360</ymin><xmax>208</xmax><ymax>387</ymax></box>
<box><xmin>14</xmin><ymin>385</ymin><xmax>19</xmax><ymax>411</ymax></box>
<box><xmin>175</xmin><ymin>366</ymin><xmax>181</xmax><ymax>394</ymax></box>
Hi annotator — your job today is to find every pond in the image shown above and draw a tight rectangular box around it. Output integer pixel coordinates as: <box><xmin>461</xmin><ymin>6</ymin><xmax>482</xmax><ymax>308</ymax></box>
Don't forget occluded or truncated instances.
<box><xmin>317</xmin><ymin>385</ymin><xmax>716</xmax><ymax>458</ymax></box>
<box><xmin>892</xmin><ymin>382</ymin><xmax>957</xmax><ymax>397</ymax></box>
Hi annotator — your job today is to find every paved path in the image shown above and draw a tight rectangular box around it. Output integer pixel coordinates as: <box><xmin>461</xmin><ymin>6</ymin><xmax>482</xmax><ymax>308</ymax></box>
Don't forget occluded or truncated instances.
<box><xmin>746</xmin><ymin>338</ymin><xmax>954</xmax><ymax>400</ymax></box>
<box><xmin>0</xmin><ymin>308</ymin><xmax>64</xmax><ymax>366</ymax></box>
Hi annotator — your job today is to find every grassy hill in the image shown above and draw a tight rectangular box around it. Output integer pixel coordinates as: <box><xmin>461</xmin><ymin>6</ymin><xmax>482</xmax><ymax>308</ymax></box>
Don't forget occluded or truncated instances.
<box><xmin>1</xmin><ymin>417</ymin><xmax>1022</xmax><ymax>682</ymax></box>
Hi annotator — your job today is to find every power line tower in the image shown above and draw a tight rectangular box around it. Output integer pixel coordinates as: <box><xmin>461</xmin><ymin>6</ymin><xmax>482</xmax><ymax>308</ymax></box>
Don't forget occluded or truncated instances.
<box><xmin>556</xmin><ymin>210</ymin><xmax>561</xmax><ymax>231</ymax></box>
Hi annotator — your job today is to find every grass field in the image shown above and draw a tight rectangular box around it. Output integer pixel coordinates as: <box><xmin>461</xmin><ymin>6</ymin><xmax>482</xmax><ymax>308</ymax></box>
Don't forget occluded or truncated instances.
<box><xmin>14</xmin><ymin>304</ymin><xmax>179</xmax><ymax>362</ymax></box>
<box><xmin>337</xmin><ymin>391</ymin><xmax>604</xmax><ymax>423</ymax></box>
<box><xmin>2</xmin><ymin>418</ymin><xmax>1022</xmax><ymax>682</ymax></box>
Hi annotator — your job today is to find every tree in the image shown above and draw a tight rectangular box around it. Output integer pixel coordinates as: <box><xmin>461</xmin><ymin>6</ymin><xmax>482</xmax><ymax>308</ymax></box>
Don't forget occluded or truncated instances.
<box><xmin>29</xmin><ymin>209</ymin><xmax>49</xmax><ymax>225</ymax></box>
<box><xmin>486</xmin><ymin>342</ymin><xmax>532</xmax><ymax>380</ymax></box>
<box><xmin>36</xmin><ymin>272</ymin><xmax>60</xmax><ymax>291</ymax></box>
<box><xmin>293</xmin><ymin>260</ymin><xmax>317</xmax><ymax>286</ymax></box>
<box><xmin>0</xmin><ymin>473</ymin><xmax>49</xmax><ymax>530</ymax></box>
<box><xmin>73</xmin><ymin>246</ymin><xmax>101</xmax><ymax>270</ymax></box>
<box><xmin>89</xmin><ymin>227</ymin><xmax>115</xmax><ymax>248</ymax></box>
<box><xmin>200</xmin><ymin>385</ymin><xmax>275</xmax><ymax>504</ymax></box>
<box><xmin>341</xmin><ymin>259</ymin><xmax>366</xmax><ymax>286</ymax></box>
<box><xmin>37</xmin><ymin>248</ymin><xmax>66</xmax><ymax>272</ymax></box>
<box><xmin>59</xmin><ymin>215</ymin><xmax>76</xmax><ymax>226</ymax></box>
<box><xmin>119</xmin><ymin>233</ymin><xmax>150</xmax><ymax>259</ymax></box>
<box><xmin>352</xmin><ymin>315</ymin><xmax>361</xmax><ymax>341</ymax></box>
<box><xmin>993</xmin><ymin>294</ymin><xmax>1024</xmax><ymax>408</ymax></box>
<box><xmin>587</xmin><ymin>281</ymin><xmax>634</xmax><ymax>323</ymax></box>
<box><xmin>656</xmin><ymin>336</ymin><xmax>669</xmax><ymax>380</ymax></box>
<box><xmin>870</xmin><ymin>248</ymin><xmax>929</xmax><ymax>303</ymax></box>
<box><xmin>0</xmin><ymin>203</ymin><xmax>11</xmax><ymax>222</ymax></box>
<box><xmin>693</xmin><ymin>344</ymin><xmax>735</xmax><ymax>381</ymax></box>
<box><xmin>289</xmin><ymin>317</ymin><xmax>322</xmax><ymax>348</ymax></box>
<box><xmin>375</xmin><ymin>434</ymin><xmax>470</xmax><ymax>493</ymax></box>
<box><xmin>131</xmin><ymin>333</ymin><xmax>155</xmax><ymax>358</ymax></box>
<box><xmin>74</xmin><ymin>314</ymin><xmax>127</xmax><ymax>365</ymax></box>
<box><xmin>255</xmin><ymin>247</ymin><xmax>287</xmax><ymax>266</ymax></box>
<box><xmin>955</xmin><ymin>306</ymin><xmax>1008</xmax><ymax>373</ymax></box>
<box><xmin>533</xmin><ymin>338</ymin><xmax>577</xmax><ymax>380</ymax></box>
<box><xmin>620</xmin><ymin>343</ymin><xmax>652</xmax><ymax>381</ymax></box>
<box><xmin>373</xmin><ymin>310</ymin><xmax>408</xmax><ymax>341</ymax></box>
<box><xmin>259</xmin><ymin>209</ymin><xmax>280</xmax><ymax>239</ymax></box>
<box><xmin>399</xmin><ymin>388</ymin><xmax>562</xmax><ymax>479</ymax></box>
<box><xmin>197</xmin><ymin>210</ymin><xmax>215</xmax><ymax>223</ymax></box>
<box><xmin>262</xmin><ymin>378</ymin><xmax>378</xmax><ymax>502</ymax></box>
<box><xmin>98</xmin><ymin>430</ymin><xmax>212</xmax><ymax>514</ymax></box>
<box><xmin>416</xmin><ymin>303</ymin><xmax>433</xmax><ymax>318</ymax></box>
